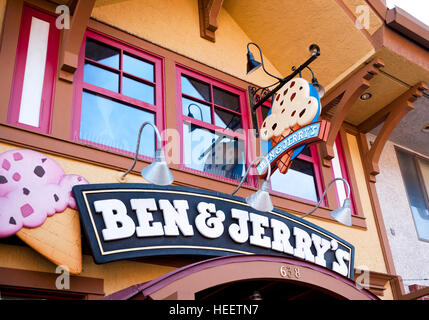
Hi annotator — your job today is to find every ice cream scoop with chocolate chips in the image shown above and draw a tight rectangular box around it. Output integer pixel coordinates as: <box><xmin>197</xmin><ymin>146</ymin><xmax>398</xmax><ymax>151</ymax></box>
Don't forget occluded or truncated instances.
<box><xmin>0</xmin><ymin>149</ymin><xmax>88</xmax><ymax>238</ymax></box>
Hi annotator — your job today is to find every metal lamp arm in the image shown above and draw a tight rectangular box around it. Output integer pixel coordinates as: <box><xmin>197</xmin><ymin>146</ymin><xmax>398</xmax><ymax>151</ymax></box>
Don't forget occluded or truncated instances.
<box><xmin>247</xmin><ymin>42</ymin><xmax>282</xmax><ymax>81</ymax></box>
<box><xmin>122</xmin><ymin>122</ymin><xmax>163</xmax><ymax>179</ymax></box>
<box><xmin>301</xmin><ymin>178</ymin><xmax>350</xmax><ymax>218</ymax></box>
<box><xmin>231</xmin><ymin>156</ymin><xmax>271</xmax><ymax>196</ymax></box>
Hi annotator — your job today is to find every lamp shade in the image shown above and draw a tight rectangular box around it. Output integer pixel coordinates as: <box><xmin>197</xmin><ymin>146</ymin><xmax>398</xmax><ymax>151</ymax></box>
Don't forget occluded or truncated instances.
<box><xmin>141</xmin><ymin>149</ymin><xmax>174</xmax><ymax>186</ymax></box>
<box><xmin>245</xmin><ymin>180</ymin><xmax>273</xmax><ymax>212</ymax></box>
<box><xmin>246</xmin><ymin>51</ymin><xmax>261</xmax><ymax>75</ymax></box>
<box><xmin>330</xmin><ymin>198</ymin><xmax>352</xmax><ymax>226</ymax></box>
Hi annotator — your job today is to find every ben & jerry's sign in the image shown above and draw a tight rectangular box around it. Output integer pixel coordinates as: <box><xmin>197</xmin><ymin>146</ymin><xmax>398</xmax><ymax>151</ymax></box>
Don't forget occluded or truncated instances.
<box><xmin>73</xmin><ymin>183</ymin><xmax>355</xmax><ymax>279</ymax></box>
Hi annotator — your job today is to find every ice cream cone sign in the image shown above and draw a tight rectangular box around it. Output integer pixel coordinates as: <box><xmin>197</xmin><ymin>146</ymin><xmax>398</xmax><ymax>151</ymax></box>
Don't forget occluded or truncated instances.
<box><xmin>0</xmin><ymin>149</ymin><xmax>88</xmax><ymax>274</ymax></box>
<box><xmin>257</xmin><ymin>78</ymin><xmax>330</xmax><ymax>178</ymax></box>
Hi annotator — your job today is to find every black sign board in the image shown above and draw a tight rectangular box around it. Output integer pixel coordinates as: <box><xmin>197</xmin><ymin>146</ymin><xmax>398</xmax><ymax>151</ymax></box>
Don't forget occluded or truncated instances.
<box><xmin>73</xmin><ymin>183</ymin><xmax>355</xmax><ymax>279</ymax></box>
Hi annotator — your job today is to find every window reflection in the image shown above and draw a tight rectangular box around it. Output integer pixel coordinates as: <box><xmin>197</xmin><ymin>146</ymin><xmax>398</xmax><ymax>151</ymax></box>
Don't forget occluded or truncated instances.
<box><xmin>183</xmin><ymin>123</ymin><xmax>246</xmax><ymax>180</ymax></box>
<box><xmin>84</xmin><ymin>63</ymin><xmax>119</xmax><ymax>92</ymax></box>
<box><xmin>214</xmin><ymin>109</ymin><xmax>242</xmax><ymax>131</ymax></box>
<box><xmin>122</xmin><ymin>76</ymin><xmax>155</xmax><ymax>104</ymax></box>
<box><xmin>270</xmin><ymin>158</ymin><xmax>318</xmax><ymax>202</ymax></box>
<box><xmin>213</xmin><ymin>87</ymin><xmax>240</xmax><ymax>112</ymax></box>
<box><xmin>182</xmin><ymin>97</ymin><xmax>212</xmax><ymax>124</ymax></box>
<box><xmin>85</xmin><ymin>39</ymin><xmax>119</xmax><ymax>69</ymax></box>
<box><xmin>182</xmin><ymin>76</ymin><xmax>211</xmax><ymax>102</ymax></box>
<box><xmin>396</xmin><ymin>150</ymin><xmax>429</xmax><ymax>240</ymax></box>
<box><xmin>123</xmin><ymin>54</ymin><xmax>154</xmax><ymax>82</ymax></box>
<box><xmin>80</xmin><ymin>91</ymin><xmax>155</xmax><ymax>158</ymax></box>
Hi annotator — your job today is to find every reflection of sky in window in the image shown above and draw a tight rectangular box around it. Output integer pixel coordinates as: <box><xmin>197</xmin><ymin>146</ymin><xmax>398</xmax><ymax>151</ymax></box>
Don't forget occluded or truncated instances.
<box><xmin>270</xmin><ymin>161</ymin><xmax>318</xmax><ymax>202</ymax></box>
<box><xmin>182</xmin><ymin>97</ymin><xmax>211</xmax><ymax>124</ymax></box>
<box><xmin>80</xmin><ymin>91</ymin><xmax>155</xmax><ymax>158</ymax></box>
<box><xmin>84</xmin><ymin>63</ymin><xmax>119</xmax><ymax>92</ymax></box>
<box><xmin>396</xmin><ymin>150</ymin><xmax>429</xmax><ymax>240</ymax></box>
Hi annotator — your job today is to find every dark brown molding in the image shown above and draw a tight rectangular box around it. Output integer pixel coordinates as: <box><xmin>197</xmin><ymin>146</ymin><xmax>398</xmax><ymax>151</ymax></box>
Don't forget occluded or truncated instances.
<box><xmin>198</xmin><ymin>0</ymin><xmax>224</xmax><ymax>42</ymax></box>
<box><xmin>320</xmin><ymin>58</ymin><xmax>385</xmax><ymax>167</ymax></box>
<box><xmin>0</xmin><ymin>266</ymin><xmax>104</xmax><ymax>299</ymax></box>
<box><xmin>58</xmin><ymin>0</ymin><xmax>95</xmax><ymax>81</ymax></box>
<box><xmin>399</xmin><ymin>286</ymin><xmax>429</xmax><ymax>300</ymax></box>
<box><xmin>359</xmin><ymin>82</ymin><xmax>428</xmax><ymax>181</ymax></box>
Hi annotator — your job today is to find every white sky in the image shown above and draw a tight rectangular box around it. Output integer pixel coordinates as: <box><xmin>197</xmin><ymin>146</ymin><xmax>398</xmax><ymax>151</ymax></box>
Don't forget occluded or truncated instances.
<box><xmin>386</xmin><ymin>0</ymin><xmax>429</xmax><ymax>27</ymax></box>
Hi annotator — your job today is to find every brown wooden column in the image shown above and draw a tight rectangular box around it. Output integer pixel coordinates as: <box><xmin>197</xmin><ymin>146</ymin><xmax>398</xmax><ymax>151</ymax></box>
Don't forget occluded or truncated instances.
<box><xmin>358</xmin><ymin>82</ymin><xmax>428</xmax><ymax>182</ymax></box>
<box><xmin>320</xmin><ymin>58</ymin><xmax>385</xmax><ymax>167</ymax></box>
<box><xmin>58</xmin><ymin>0</ymin><xmax>96</xmax><ymax>82</ymax></box>
<box><xmin>198</xmin><ymin>0</ymin><xmax>224</xmax><ymax>42</ymax></box>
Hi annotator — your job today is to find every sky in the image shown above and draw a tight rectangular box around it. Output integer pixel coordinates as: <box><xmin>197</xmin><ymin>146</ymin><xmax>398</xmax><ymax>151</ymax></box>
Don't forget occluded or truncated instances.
<box><xmin>386</xmin><ymin>0</ymin><xmax>429</xmax><ymax>27</ymax></box>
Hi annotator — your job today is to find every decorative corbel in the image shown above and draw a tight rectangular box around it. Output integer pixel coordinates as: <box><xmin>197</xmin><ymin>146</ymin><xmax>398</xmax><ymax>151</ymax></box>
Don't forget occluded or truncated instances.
<box><xmin>198</xmin><ymin>0</ymin><xmax>224</xmax><ymax>42</ymax></box>
<box><xmin>58</xmin><ymin>0</ymin><xmax>96</xmax><ymax>82</ymax></box>
<box><xmin>358</xmin><ymin>82</ymin><xmax>428</xmax><ymax>182</ymax></box>
<box><xmin>319</xmin><ymin>58</ymin><xmax>385</xmax><ymax>167</ymax></box>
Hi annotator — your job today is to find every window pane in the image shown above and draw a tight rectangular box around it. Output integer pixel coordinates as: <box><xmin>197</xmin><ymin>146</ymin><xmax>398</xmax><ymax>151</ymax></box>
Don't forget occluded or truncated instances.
<box><xmin>80</xmin><ymin>91</ymin><xmax>155</xmax><ymax>158</ymax></box>
<box><xmin>85</xmin><ymin>38</ymin><xmax>119</xmax><ymax>69</ymax></box>
<box><xmin>213</xmin><ymin>87</ymin><xmax>240</xmax><ymax>112</ymax></box>
<box><xmin>182</xmin><ymin>97</ymin><xmax>212</xmax><ymax>124</ymax></box>
<box><xmin>270</xmin><ymin>159</ymin><xmax>318</xmax><ymax>202</ymax></box>
<box><xmin>300</xmin><ymin>146</ymin><xmax>312</xmax><ymax>157</ymax></box>
<box><xmin>123</xmin><ymin>54</ymin><xmax>154</xmax><ymax>82</ymax></box>
<box><xmin>396</xmin><ymin>150</ymin><xmax>429</xmax><ymax>240</ymax></box>
<box><xmin>181</xmin><ymin>75</ymin><xmax>211</xmax><ymax>102</ymax></box>
<box><xmin>214</xmin><ymin>108</ymin><xmax>242</xmax><ymax>131</ymax></box>
<box><xmin>261</xmin><ymin>105</ymin><xmax>271</xmax><ymax>121</ymax></box>
<box><xmin>183</xmin><ymin>123</ymin><xmax>246</xmax><ymax>181</ymax></box>
<box><xmin>84</xmin><ymin>63</ymin><xmax>119</xmax><ymax>92</ymax></box>
<box><xmin>122</xmin><ymin>76</ymin><xmax>155</xmax><ymax>104</ymax></box>
<box><xmin>18</xmin><ymin>17</ymin><xmax>50</xmax><ymax>127</ymax></box>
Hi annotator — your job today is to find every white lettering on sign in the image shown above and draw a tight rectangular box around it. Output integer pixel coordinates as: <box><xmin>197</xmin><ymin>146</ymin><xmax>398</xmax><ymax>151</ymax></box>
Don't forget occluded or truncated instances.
<box><xmin>94</xmin><ymin>199</ymin><xmax>135</xmax><ymax>241</ymax></box>
<box><xmin>93</xmin><ymin>198</ymin><xmax>351</xmax><ymax>277</ymax></box>
<box><xmin>195</xmin><ymin>202</ymin><xmax>225</xmax><ymax>239</ymax></box>
<box><xmin>228</xmin><ymin>208</ymin><xmax>250</xmax><ymax>243</ymax></box>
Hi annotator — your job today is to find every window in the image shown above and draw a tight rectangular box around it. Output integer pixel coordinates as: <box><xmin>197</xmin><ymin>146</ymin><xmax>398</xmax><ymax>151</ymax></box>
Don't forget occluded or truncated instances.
<box><xmin>8</xmin><ymin>4</ymin><xmax>60</xmax><ymax>133</ymax></box>
<box><xmin>72</xmin><ymin>31</ymin><xmax>164</xmax><ymax>159</ymax></box>
<box><xmin>331</xmin><ymin>134</ymin><xmax>357</xmax><ymax>214</ymax></box>
<box><xmin>256</xmin><ymin>102</ymin><xmax>324</xmax><ymax>203</ymax></box>
<box><xmin>176</xmin><ymin>66</ymin><xmax>252</xmax><ymax>183</ymax></box>
<box><xmin>396</xmin><ymin>149</ymin><xmax>429</xmax><ymax>241</ymax></box>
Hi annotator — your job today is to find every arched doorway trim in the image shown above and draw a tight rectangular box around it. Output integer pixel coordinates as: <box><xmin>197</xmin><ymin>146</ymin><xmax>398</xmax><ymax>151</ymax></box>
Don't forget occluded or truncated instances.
<box><xmin>104</xmin><ymin>255</ymin><xmax>378</xmax><ymax>300</ymax></box>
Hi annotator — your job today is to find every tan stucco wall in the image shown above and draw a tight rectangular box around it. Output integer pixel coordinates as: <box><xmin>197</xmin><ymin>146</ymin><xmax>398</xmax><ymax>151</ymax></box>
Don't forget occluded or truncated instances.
<box><xmin>0</xmin><ymin>138</ymin><xmax>394</xmax><ymax>298</ymax></box>
<box><xmin>91</xmin><ymin>0</ymin><xmax>282</xmax><ymax>88</ymax></box>
<box><xmin>0</xmin><ymin>0</ymin><xmax>7</xmax><ymax>38</ymax></box>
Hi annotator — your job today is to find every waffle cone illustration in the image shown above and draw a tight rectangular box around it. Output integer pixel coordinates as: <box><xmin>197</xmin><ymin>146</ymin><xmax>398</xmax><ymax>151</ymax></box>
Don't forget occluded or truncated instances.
<box><xmin>260</xmin><ymin>78</ymin><xmax>322</xmax><ymax>177</ymax></box>
<box><xmin>17</xmin><ymin>207</ymin><xmax>82</xmax><ymax>274</ymax></box>
<box><xmin>0</xmin><ymin>149</ymin><xmax>88</xmax><ymax>274</ymax></box>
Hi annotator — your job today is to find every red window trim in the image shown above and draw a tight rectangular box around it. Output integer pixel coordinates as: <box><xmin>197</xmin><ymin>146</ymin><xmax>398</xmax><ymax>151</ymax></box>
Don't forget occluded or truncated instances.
<box><xmin>333</xmin><ymin>134</ymin><xmax>358</xmax><ymax>215</ymax></box>
<box><xmin>71</xmin><ymin>29</ymin><xmax>165</xmax><ymax>160</ymax></box>
<box><xmin>256</xmin><ymin>102</ymin><xmax>326</xmax><ymax>206</ymax></box>
<box><xmin>7</xmin><ymin>3</ymin><xmax>60</xmax><ymax>134</ymax></box>
<box><xmin>175</xmin><ymin>64</ymin><xmax>256</xmax><ymax>187</ymax></box>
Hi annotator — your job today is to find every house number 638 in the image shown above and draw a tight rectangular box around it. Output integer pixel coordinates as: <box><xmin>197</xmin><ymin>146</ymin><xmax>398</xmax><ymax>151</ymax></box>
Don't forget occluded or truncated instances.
<box><xmin>280</xmin><ymin>265</ymin><xmax>301</xmax><ymax>279</ymax></box>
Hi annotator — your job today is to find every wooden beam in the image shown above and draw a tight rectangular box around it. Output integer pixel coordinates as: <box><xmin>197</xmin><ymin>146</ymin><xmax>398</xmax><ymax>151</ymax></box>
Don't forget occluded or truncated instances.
<box><xmin>363</xmin><ymin>82</ymin><xmax>427</xmax><ymax>181</ymax></box>
<box><xmin>198</xmin><ymin>0</ymin><xmax>224</xmax><ymax>42</ymax></box>
<box><xmin>319</xmin><ymin>58</ymin><xmax>384</xmax><ymax>167</ymax></box>
<box><xmin>58</xmin><ymin>0</ymin><xmax>96</xmax><ymax>82</ymax></box>
<box><xmin>399</xmin><ymin>287</ymin><xmax>429</xmax><ymax>300</ymax></box>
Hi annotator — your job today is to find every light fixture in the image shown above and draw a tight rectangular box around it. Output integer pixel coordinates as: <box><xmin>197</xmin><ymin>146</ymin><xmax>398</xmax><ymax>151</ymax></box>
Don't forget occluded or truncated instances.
<box><xmin>231</xmin><ymin>156</ymin><xmax>273</xmax><ymax>212</ymax></box>
<box><xmin>249</xmin><ymin>291</ymin><xmax>263</xmax><ymax>300</ymax></box>
<box><xmin>246</xmin><ymin>43</ymin><xmax>282</xmax><ymax>80</ymax></box>
<box><xmin>187</xmin><ymin>103</ymin><xmax>204</xmax><ymax>121</ymax></box>
<box><xmin>421</xmin><ymin>124</ymin><xmax>429</xmax><ymax>133</ymax></box>
<box><xmin>306</xmin><ymin>66</ymin><xmax>325</xmax><ymax>98</ymax></box>
<box><xmin>301</xmin><ymin>177</ymin><xmax>352</xmax><ymax>226</ymax></box>
<box><xmin>121</xmin><ymin>122</ymin><xmax>174</xmax><ymax>186</ymax></box>
<box><xmin>360</xmin><ymin>93</ymin><xmax>372</xmax><ymax>101</ymax></box>
<box><xmin>309</xmin><ymin>44</ymin><xmax>321</xmax><ymax>57</ymax></box>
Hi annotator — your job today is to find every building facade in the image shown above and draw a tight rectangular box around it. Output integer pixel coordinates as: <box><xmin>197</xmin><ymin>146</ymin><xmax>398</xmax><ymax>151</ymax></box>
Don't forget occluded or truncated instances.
<box><xmin>0</xmin><ymin>0</ymin><xmax>427</xmax><ymax>300</ymax></box>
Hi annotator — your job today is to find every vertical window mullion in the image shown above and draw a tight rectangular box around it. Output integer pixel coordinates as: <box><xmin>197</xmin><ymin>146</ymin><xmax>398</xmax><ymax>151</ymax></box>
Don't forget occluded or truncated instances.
<box><xmin>119</xmin><ymin>49</ymin><xmax>123</xmax><ymax>94</ymax></box>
